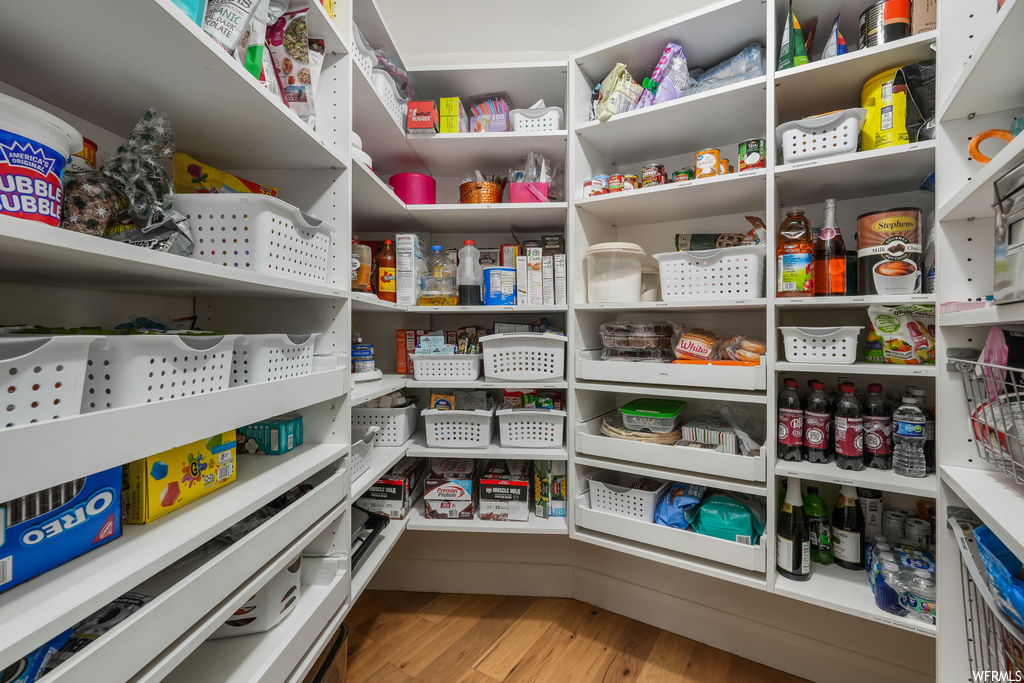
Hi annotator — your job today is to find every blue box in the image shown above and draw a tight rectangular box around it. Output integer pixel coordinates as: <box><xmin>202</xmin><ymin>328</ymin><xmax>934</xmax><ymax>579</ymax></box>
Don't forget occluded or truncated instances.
<box><xmin>1</xmin><ymin>468</ymin><xmax>122</xmax><ymax>595</ymax></box>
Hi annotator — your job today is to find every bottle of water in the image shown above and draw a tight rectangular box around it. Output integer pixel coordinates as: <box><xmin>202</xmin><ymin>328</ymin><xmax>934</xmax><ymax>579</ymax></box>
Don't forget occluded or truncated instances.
<box><xmin>875</xmin><ymin>561</ymin><xmax>908</xmax><ymax>616</ymax></box>
<box><xmin>892</xmin><ymin>397</ymin><xmax>927</xmax><ymax>478</ymax></box>
<box><xmin>899</xmin><ymin>569</ymin><xmax>937</xmax><ymax>624</ymax></box>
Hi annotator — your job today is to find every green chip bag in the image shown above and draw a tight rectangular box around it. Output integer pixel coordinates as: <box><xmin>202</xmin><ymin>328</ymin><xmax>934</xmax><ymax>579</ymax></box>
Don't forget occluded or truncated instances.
<box><xmin>778</xmin><ymin>0</ymin><xmax>809</xmax><ymax>71</ymax></box>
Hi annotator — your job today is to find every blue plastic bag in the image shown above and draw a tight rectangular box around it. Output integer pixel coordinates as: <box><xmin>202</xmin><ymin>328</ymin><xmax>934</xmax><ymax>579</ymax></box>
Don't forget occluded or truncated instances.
<box><xmin>655</xmin><ymin>483</ymin><xmax>707</xmax><ymax>529</ymax></box>
<box><xmin>975</xmin><ymin>525</ymin><xmax>1024</xmax><ymax>630</ymax></box>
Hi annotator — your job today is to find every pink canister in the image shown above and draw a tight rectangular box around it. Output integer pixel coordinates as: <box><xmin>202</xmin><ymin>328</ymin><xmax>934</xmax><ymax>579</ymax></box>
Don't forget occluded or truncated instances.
<box><xmin>389</xmin><ymin>172</ymin><xmax>436</xmax><ymax>205</ymax></box>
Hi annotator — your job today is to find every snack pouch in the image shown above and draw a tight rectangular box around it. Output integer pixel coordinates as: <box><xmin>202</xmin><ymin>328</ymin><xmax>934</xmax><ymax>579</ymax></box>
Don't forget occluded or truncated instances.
<box><xmin>655</xmin><ymin>482</ymin><xmax>708</xmax><ymax>529</ymax></box>
<box><xmin>864</xmin><ymin>320</ymin><xmax>885</xmax><ymax>363</ymax></box>
<box><xmin>236</xmin><ymin>0</ymin><xmax>271</xmax><ymax>80</ymax></box>
<box><xmin>778</xmin><ymin>0</ymin><xmax>809</xmax><ymax>71</ymax></box>
<box><xmin>822</xmin><ymin>13</ymin><xmax>848</xmax><ymax>60</ymax></box>
<box><xmin>595</xmin><ymin>63</ymin><xmax>643</xmax><ymax>122</ymax></box>
<box><xmin>691</xmin><ymin>492</ymin><xmax>766</xmax><ymax>545</ymax></box>
<box><xmin>267</xmin><ymin>9</ymin><xmax>317</xmax><ymax>127</ymax></box>
<box><xmin>204</xmin><ymin>0</ymin><xmax>262</xmax><ymax>54</ymax></box>
<box><xmin>867</xmin><ymin>304</ymin><xmax>935</xmax><ymax>365</ymax></box>
<box><xmin>173</xmin><ymin>153</ymin><xmax>278</xmax><ymax>196</ymax></box>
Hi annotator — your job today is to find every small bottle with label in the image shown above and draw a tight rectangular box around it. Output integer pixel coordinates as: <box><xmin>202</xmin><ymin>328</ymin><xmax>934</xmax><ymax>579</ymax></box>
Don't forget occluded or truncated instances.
<box><xmin>376</xmin><ymin>239</ymin><xmax>396</xmax><ymax>302</ymax></box>
<box><xmin>777</xmin><ymin>208</ymin><xmax>814</xmax><ymax>297</ymax></box>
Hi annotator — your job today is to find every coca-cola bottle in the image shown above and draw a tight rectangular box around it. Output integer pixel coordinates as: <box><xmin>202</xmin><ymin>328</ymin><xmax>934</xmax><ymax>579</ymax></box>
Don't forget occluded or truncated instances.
<box><xmin>863</xmin><ymin>384</ymin><xmax>893</xmax><ymax>470</ymax></box>
<box><xmin>834</xmin><ymin>383</ymin><xmax>865</xmax><ymax>471</ymax></box>
<box><xmin>803</xmin><ymin>381</ymin><xmax>833</xmax><ymax>463</ymax></box>
<box><xmin>778</xmin><ymin>378</ymin><xmax>804</xmax><ymax>462</ymax></box>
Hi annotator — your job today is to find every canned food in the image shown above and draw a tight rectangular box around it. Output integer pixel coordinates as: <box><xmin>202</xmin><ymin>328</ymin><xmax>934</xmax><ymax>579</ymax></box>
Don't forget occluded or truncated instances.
<box><xmin>583</xmin><ymin>179</ymin><xmax>604</xmax><ymax>197</ymax></box>
<box><xmin>859</xmin><ymin>0</ymin><xmax>911</xmax><ymax>48</ymax></box>
<box><xmin>739</xmin><ymin>138</ymin><xmax>766</xmax><ymax>171</ymax></box>
<box><xmin>718</xmin><ymin>158</ymin><xmax>731</xmax><ymax>175</ymax></box>
<box><xmin>672</xmin><ymin>168</ymin><xmax>695</xmax><ymax>182</ymax></box>
<box><xmin>607</xmin><ymin>174</ymin><xmax>624</xmax><ymax>192</ymax></box>
<box><xmin>641</xmin><ymin>164</ymin><xmax>665</xmax><ymax>188</ymax></box>
<box><xmin>695</xmin><ymin>148</ymin><xmax>720</xmax><ymax>179</ymax></box>
<box><xmin>622</xmin><ymin>174</ymin><xmax>639</xmax><ymax>191</ymax></box>
<box><xmin>882</xmin><ymin>509</ymin><xmax>910</xmax><ymax>540</ymax></box>
<box><xmin>904</xmin><ymin>518</ymin><xmax>931</xmax><ymax>548</ymax></box>
<box><xmin>352</xmin><ymin>343</ymin><xmax>375</xmax><ymax>373</ymax></box>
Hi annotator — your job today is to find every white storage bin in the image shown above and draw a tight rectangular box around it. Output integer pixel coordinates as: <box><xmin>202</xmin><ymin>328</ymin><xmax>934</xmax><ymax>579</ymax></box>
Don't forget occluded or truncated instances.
<box><xmin>350</xmin><ymin>426</ymin><xmax>379</xmax><ymax>482</ymax></box>
<box><xmin>82</xmin><ymin>335</ymin><xmax>237</xmax><ymax>412</ymax></box>
<box><xmin>370</xmin><ymin>69</ymin><xmax>409</xmax><ymax>128</ymax></box>
<box><xmin>410</xmin><ymin>353</ymin><xmax>481</xmax><ymax>382</ymax></box>
<box><xmin>509</xmin><ymin>107</ymin><xmax>563</xmax><ymax>133</ymax></box>
<box><xmin>480</xmin><ymin>333</ymin><xmax>567</xmax><ymax>381</ymax></box>
<box><xmin>210</xmin><ymin>554</ymin><xmax>301</xmax><ymax>638</ymax></box>
<box><xmin>176</xmin><ymin>194</ymin><xmax>334</xmax><ymax>285</ymax></box>
<box><xmin>776</xmin><ymin>108</ymin><xmax>867</xmax><ymax>164</ymax></box>
<box><xmin>496</xmin><ymin>408</ymin><xmax>566</xmax><ymax>448</ymax></box>
<box><xmin>351</xmin><ymin>23</ymin><xmax>376</xmax><ymax>79</ymax></box>
<box><xmin>231</xmin><ymin>333</ymin><xmax>318</xmax><ymax>387</ymax></box>
<box><xmin>780</xmin><ymin>326</ymin><xmax>863</xmax><ymax>364</ymax></box>
<box><xmin>655</xmin><ymin>245</ymin><xmax>765</xmax><ymax>301</ymax></box>
<box><xmin>587</xmin><ymin>473</ymin><xmax>669</xmax><ymax>523</ymax></box>
<box><xmin>351</xmin><ymin>402</ymin><xmax>417</xmax><ymax>446</ymax></box>
<box><xmin>422</xmin><ymin>404</ymin><xmax>496</xmax><ymax>448</ymax></box>
<box><xmin>584</xmin><ymin>242</ymin><xmax>645</xmax><ymax>303</ymax></box>
<box><xmin>1</xmin><ymin>336</ymin><xmax>95</xmax><ymax>429</ymax></box>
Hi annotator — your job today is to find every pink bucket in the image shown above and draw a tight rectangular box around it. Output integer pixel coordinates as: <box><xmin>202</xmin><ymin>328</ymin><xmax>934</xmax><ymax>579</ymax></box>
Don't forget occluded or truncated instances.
<box><xmin>390</xmin><ymin>172</ymin><xmax>436</xmax><ymax>205</ymax></box>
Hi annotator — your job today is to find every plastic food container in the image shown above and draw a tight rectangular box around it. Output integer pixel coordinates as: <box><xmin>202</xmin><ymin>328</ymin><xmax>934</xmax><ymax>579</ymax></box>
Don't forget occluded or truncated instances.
<box><xmin>0</xmin><ymin>92</ymin><xmax>83</xmax><ymax>227</ymax></box>
<box><xmin>352</xmin><ymin>240</ymin><xmax>372</xmax><ymax>289</ymax></box>
<box><xmin>780</xmin><ymin>326</ymin><xmax>863</xmax><ymax>364</ymax></box>
<box><xmin>641</xmin><ymin>263</ymin><xmax>661</xmax><ymax>301</ymax></box>
<box><xmin>599</xmin><ymin>322</ymin><xmax>674</xmax><ymax>349</ymax></box>
<box><xmin>389</xmin><ymin>172</ymin><xmax>436</xmax><ymax>205</ymax></box>
<box><xmin>601</xmin><ymin>347</ymin><xmax>676</xmax><ymax>362</ymax></box>
<box><xmin>776</xmin><ymin>109</ymin><xmax>867</xmax><ymax>164</ymax></box>
<box><xmin>588</xmin><ymin>473</ymin><xmax>669</xmax><ymax>522</ymax></box>
<box><xmin>619</xmin><ymin>398</ymin><xmax>687</xmax><ymax>433</ymax></box>
<box><xmin>584</xmin><ymin>242</ymin><xmax>645</xmax><ymax>303</ymax></box>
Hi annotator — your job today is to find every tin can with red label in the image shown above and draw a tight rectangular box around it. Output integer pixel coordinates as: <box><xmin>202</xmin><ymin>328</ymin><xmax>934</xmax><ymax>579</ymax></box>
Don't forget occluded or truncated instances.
<box><xmin>607</xmin><ymin>174</ymin><xmax>624</xmax><ymax>192</ymax></box>
<box><xmin>739</xmin><ymin>139</ymin><xmax>766</xmax><ymax>171</ymax></box>
<box><xmin>672</xmin><ymin>168</ymin><xmax>695</xmax><ymax>182</ymax></box>
<box><xmin>641</xmin><ymin>164</ymin><xmax>665</xmax><ymax>188</ymax></box>
<box><xmin>582</xmin><ymin>178</ymin><xmax>604</xmax><ymax>197</ymax></box>
<box><xmin>622</xmin><ymin>174</ymin><xmax>639</xmax><ymax>190</ymax></box>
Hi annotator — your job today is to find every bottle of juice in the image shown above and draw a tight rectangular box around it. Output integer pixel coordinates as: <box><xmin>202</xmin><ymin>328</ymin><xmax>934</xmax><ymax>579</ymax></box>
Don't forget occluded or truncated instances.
<box><xmin>777</xmin><ymin>208</ymin><xmax>814</xmax><ymax>297</ymax></box>
<box><xmin>814</xmin><ymin>198</ymin><xmax>847</xmax><ymax>296</ymax></box>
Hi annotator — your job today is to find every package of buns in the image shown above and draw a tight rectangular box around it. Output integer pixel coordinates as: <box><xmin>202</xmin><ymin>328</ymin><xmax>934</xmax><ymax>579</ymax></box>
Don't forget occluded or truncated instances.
<box><xmin>720</xmin><ymin>335</ymin><xmax>767</xmax><ymax>363</ymax></box>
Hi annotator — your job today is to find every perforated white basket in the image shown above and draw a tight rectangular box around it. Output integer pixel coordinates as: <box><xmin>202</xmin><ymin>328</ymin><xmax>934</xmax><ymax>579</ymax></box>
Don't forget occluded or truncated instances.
<box><xmin>176</xmin><ymin>194</ymin><xmax>335</xmax><ymax>285</ymax></box>
<box><xmin>480</xmin><ymin>333</ymin><xmax>567</xmax><ymax>382</ymax></box>
<box><xmin>351</xmin><ymin>23</ymin><xmax>376</xmax><ymax>79</ymax></box>
<box><xmin>370</xmin><ymin>69</ymin><xmax>409</xmax><ymax>128</ymax></box>
<box><xmin>82</xmin><ymin>335</ymin><xmax>237</xmax><ymax>413</ymax></box>
<box><xmin>350</xmin><ymin>426</ymin><xmax>379</xmax><ymax>481</ymax></box>
<box><xmin>231</xmin><ymin>334</ymin><xmax>318</xmax><ymax>386</ymax></box>
<box><xmin>351</xmin><ymin>402</ymin><xmax>417</xmax><ymax>446</ymax></box>
<box><xmin>655</xmin><ymin>246</ymin><xmax>765</xmax><ymax>301</ymax></box>
<box><xmin>410</xmin><ymin>353</ymin><xmax>481</xmax><ymax>382</ymax></box>
<box><xmin>588</xmin><ymin>473</ymin><xmax>669</xmax><ymax>522</ymax></box>
<box><xmin>422</xmin><ymin>404</ymin><xmax>496</xmax><ymax>448</ymax></box>
<box><xmin>1</xmin><ymin>336</ymin><xmax>95</xmax><ymax>429</ymax></box>
<box><xmin>496</xmin><ymin>409</ymin><xmax>566</xmax><ymax>448</ymax></box>
<box><xmin>510</xmin><ymin>107</ymin><xmax>564</xmax><ymax>133</ymax></box>
<box><xmin>780</xmin><ymin>326</ymin><xmax>863</xmax><ymax>364</ymax></box>
<box><xmin>776</xmin><ymin>108</ymin><xmax>867</xmax><ymax>164</ymax></box>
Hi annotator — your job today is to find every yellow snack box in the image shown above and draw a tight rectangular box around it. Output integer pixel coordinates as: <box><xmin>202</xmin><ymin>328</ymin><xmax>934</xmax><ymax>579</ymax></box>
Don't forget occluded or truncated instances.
<box><xmin>122</xmin><ymin>431</ymin><xmax>237</xmax><ymax>524</ymax></box>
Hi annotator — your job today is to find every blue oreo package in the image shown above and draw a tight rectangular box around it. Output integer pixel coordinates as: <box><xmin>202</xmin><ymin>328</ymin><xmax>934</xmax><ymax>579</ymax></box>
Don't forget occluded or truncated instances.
<box><xmin>1</xmin><ymin>468</ymin><xmax>122</xmax><ymax>595</ymax></box>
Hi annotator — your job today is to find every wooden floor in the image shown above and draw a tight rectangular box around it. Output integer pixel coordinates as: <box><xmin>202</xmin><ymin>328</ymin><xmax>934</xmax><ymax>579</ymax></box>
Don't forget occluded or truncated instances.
<box><xmin>346</xmin><ymin>590</ymin><xmax>811</xmax><ymax>683</ymax></box>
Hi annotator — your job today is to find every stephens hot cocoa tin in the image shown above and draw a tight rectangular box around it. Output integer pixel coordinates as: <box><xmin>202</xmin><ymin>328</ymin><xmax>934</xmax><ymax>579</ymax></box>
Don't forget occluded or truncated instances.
<box><xmin>607</xmin><ymin>174</ymin><xmax>624</xmax><ymax>192</ymax></box>
<box><xmin>622</xmin><ymin>174</ymin><xmax>639</xmax><ymax>190</ymax></box>
<box><xmin>739</xmin><ymin>139</ymin><xmax>766</xmax><ymax>171</ymax></box>
<box><xmin>641</xmin><ymin>164</ymin><xmax>665</xmax><ymax>188</ymax></box>
<box><xmin>695</xmin><ymin>149</ymin><xmax>720</xmax><ymax>178</ymax></box>
<box><xmin>857</xmin><ymin>207</ymin><xmax>923</xmax><ymax>295</ymax></box>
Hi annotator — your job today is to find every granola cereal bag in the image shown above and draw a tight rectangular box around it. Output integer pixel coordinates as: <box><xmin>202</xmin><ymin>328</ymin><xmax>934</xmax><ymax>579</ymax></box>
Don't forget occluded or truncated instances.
<box><xmin>267</xmin><ymin>9</ymin><xmax>317</xmax><ymax>128</ymax></box>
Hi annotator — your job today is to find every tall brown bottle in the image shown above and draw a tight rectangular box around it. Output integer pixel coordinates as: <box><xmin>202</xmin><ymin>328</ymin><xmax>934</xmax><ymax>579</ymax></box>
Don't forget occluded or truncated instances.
<box><xmin>777</xmin><ymin>208</ymin><xmax>814</xmax><ymax>297</ymax></box>
<box><xmin>814</xmin><ymin>198</ymin><xmax>847</xmax><ymax>295</ymax></box>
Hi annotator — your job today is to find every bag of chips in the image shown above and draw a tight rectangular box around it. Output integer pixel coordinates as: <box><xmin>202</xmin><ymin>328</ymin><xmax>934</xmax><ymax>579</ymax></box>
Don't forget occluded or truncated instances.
<box><xmin>173</xmin><ymin>153</ymin><xmax>278</xmax><ymax>196</ymax></box>
<box><xmin>867</xmin><ymin>304</ymin><xmax>936</xmax><ymax>365</ymax></box>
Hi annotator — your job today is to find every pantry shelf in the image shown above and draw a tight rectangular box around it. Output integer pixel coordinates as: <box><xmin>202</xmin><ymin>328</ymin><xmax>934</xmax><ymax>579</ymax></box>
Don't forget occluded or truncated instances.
<box><xmin>940</xmin><ymin>0</ymin><xmax>1024</xmax><ymax>121</ymax></box>
<box><xmin>407</xmin><ymin>203</ymin><xmax>569</xmax><ymax>232</ymax></box>
<box><xmin>774</xmin><ymin>362</ymin><xmax>937</xmax><ymax>377</ymax></box>
<box><xmin>0</xmin><ymin>217</ymin><xmax>345</xmax><ymax>299</ymax></box>
<box><xmin>351</xmin><ymin>515</ymin><xmax>410</xmax><ymax>602</ymax></box>
<box><xmin>404</xmin><ymin>379</ymin><xmax>569</xmax><ymax>390</ymax></box>
<box><xmin>575</xmin><ymin>299</ymin><xmax>767</xmax><ymax>312</ymax></box>
<box><xmin>576</xmin><ymin>454</ymin><xmax>766</xmax><ymax>496</ymax></box>
<box><xmin>938</xmin><ymin>132</ymin><xmax>1024</xmax><ymax>222</ymax></box>
<box><xmin>775</xmin><ymin>294</ymin><xmax>935</xmax><ymax>310</ymax></box>
<box><xmin>774</xmin><ymin>32</ymin><xmax>937</xmax><ymax>123</ymax></box>
<box><xmin>352</xmin><ymin>446</ymin><xmax>410</xmax><ymax>500</ymax></box>
<box><xmin>351</xmin><ymin>161</ymin><xmax>421</xmax><ymax>230</ymax></box>
<box><xmin>940</xmin><ymin>466</ymin><xmax>1024</xmax><ymax>562</ymax></box>
<box><xmin>774</xmin><ymin>460</ymin><xmax>938</xmax><ymax>497</ymax></box>
<box><xmin>353</xmin><ymin>67</ymin><xmax>425</xmax><ymax>175</ymax></box>
<box><xmin>407</xmin><ymin>304</ymin><xmax>568</xmax><ymax>314</ymax></box>
<box><xmin>576</xmin><ymin>350</ymin><xmax>768</xmax><ymax>391</ymax></box>
<box><xmin>406</xmin><ymin>131</ymin><xmax>568</xmax><ymax>177</ymax></box>
<box><xmin>938</xmin><ymin>302</ymin><xmax>1023</xmax><ymax>327</ymax></box>
<box><xmin>352</xmin><ymin>373</ymin><xmax>408</xmax><ymax>406</ymax></box>
<box><xmin>573</xmin><ymin>78</ymin><xmax>767</xmax><ymax>164</ymax></box>
<box><xmin>406</xmin><ymin>499</ymin><xmax>568</xmax><ymax>534</ymax></box>
<box><xmin>0</xmin><ymin>444</ymin><xmax>346</xmax><ymax>672</ymax></box>
<box><xmin>405</xmin><ymin>433</ymin><xmax>569</xmax><ymax>460</ymax></box>
<box><xmin>0</xmin><ymin>0</ymin><xmax>345</xmax><ymax>170</ymax></box>
<box><xmin>0</xmin><ymin>368</ymin><xmax>348</xmax><ymax>501</ymax></box>
<box><xmin>773</xmin><ymin>563</ymin><xmax>937</xmax><ymax>638</ymax></box>
<box><xmin>574</xmin><ymin>381</ymin><xmax>769</xmax><ymax>405</ymax></box>
<box><xmin>350</xmin><ymin>291</ymin><xmax>407</xmax><ymax>312</ymax></box>
<box><xmin>408</xmin><ymin>61</ymin><xmax>569</xmax><ymax>116</ymax></box>
<box><xmin>775</xmin><ymin>141</ymin><xmax>936</xmax><ymax>206</ymax></box>
<box><xmin>575</xmin><ymin>169</ymin><xmax>767</xmax><ymax>226</ymax></box>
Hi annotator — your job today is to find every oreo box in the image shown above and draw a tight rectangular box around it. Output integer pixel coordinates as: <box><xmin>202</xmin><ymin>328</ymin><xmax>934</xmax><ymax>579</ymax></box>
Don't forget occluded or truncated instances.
<box><xmin>424</xmin><ymin>458</ymin><xmax>476</xmax><ymax>520</ymax></box>
<box><xmin>478</xmin><ymin>460</ymin><xmax>530</xmax><ymax>522</ymax></box>
<box><xmin>0</xmin><ymin>468</ymin><xmax>122</xmax><ymax>595</ymax></box>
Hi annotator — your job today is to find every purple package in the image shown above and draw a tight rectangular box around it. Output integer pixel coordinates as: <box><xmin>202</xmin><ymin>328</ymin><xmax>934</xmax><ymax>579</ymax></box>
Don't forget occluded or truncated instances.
<box><xmin>981</xmin><ymin>326</ymin><xmax>1024</xmax><ymax>401</ymax></box>
<box><xmin>636</xmin><ymin>43</ymin><xmax>683</xmax><ymax>109</ymax></box>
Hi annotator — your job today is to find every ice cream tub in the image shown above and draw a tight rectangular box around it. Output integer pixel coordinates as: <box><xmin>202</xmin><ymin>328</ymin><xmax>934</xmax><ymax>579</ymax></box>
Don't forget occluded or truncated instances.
<box><xmin>0</xmin><ymin>92</ymin><xmax>83</xmax><ymax>227</ymax></box>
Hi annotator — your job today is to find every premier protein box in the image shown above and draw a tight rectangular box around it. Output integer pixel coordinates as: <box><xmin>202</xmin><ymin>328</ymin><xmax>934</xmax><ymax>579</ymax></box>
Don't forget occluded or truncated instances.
<box><xmin>424</xmin><ymin>458</ymin><xmax>476</xmax><ymax>520</ymax></box>
<box><xmin>0</xmin><ymin>468</ymin><xmax>122</xmax><ymax>595</ymax></box>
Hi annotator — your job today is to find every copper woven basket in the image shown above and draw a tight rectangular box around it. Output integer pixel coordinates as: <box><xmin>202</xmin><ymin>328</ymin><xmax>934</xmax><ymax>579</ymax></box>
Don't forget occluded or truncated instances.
<box><xmin>459</xmin><ymin>181</ymin><xmax>502</xmax><ymax>204</ymax></box>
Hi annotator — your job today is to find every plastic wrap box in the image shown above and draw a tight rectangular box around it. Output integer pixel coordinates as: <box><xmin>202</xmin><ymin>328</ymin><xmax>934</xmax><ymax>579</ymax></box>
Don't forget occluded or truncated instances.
<box><xmin>423</xmin><ymin>458</ymin><xmax>476</xmax><ymax>520</ymax></box>
<box><xmin>122</xmin><ymin>431</ymin><xmax>237</xmax><ymax>524</ymax></box>
<box><xmin>407</xmin><ymin>101</ymin><xmax>438</xmax><ymax>134</ymax></box>
<box><xmin>478</xmin><ymin>460</ymin><xmax>531</xmax><ymax>522</ymax></box>
<box><xmin>237</xmin><ymin>415</ymin><xmax>303</xmax><ymax>455</ymax></box>
<box><xmin>357</xmin><ymin>457</ymin><xmax>425</xmax><ymax>520</ymax></box>
<box><xmin>534</xmin><ymin>460</ymin><xmax>566</xmax><ymax>518</ymax></box>
<box><xmin>1</xmin><ymin>468</ymin><xmax>122</xmax><ymax>595</ymax></box>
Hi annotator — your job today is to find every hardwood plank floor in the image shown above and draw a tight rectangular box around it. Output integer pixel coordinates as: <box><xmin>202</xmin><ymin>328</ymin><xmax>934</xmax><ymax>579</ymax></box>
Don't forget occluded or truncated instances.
<box><xmin>346</xmin><ymin>591</ymin><xmax>810</xmax><ymax>683</ymax></box>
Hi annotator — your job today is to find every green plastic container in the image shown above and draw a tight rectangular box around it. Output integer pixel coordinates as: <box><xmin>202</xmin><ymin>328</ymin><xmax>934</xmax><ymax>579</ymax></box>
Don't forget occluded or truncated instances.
<box><xmin>618</xmin><ymin>398</ymin><xmax>686</xmax><ymax>433</ymax></box>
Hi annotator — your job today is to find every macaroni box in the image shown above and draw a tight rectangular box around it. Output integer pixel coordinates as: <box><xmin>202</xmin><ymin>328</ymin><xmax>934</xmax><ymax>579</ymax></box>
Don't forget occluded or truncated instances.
<box><xmin>478</xmin><ymin>460</ymin><xmax>531</xmax><ymax>522</ymax></box>
<box><xmin>237</xmin><ymin>415</ymin><xmax>303</xmax><ymax>455</ymax></box>
<box><xmin>424</xmin><ymin>458</ymin><xmax>476</xmax><ymax>520</ymax></box>
<box><xmin>1</xmin><ymin>468</ymin><xmax>122</xmax><ymax>595</ymax></box>
<box><xmin>357</xmin><ymin>457</ymin><xmax>425</xmax><ymax>519</ymax></box>
<box><xmin>122</xmin><ymin>431</ymin><xmax>237</xmax><ymax>524</ymax></box>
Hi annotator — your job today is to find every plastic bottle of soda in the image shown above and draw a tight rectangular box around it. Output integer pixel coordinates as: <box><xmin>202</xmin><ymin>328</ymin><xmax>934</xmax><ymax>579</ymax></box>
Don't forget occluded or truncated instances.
<box><xmin>803</xmin><ymin>381</ymin><xmax>833</xmax><ymax>463</ymax></box>
<box><xmin>834</xmin><ymin>384</ymin><xmax>865</xmax><ymax>471</ymax></box>
<box><xmin>778</xmin><ymin>378</ymin><xmax>804</xmax><ymax>462</ymax></box>
<box><xmin>863</xmin><ymin>384</ymin><xmax>892</xmax><ymax>470</ymax></box>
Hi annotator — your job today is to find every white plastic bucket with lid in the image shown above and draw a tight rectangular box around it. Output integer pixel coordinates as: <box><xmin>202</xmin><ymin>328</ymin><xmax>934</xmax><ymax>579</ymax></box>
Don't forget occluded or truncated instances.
<box><xmin>641</xmin><ymin>262</ymin><xmax>661</xmax><ymax>301</ymax></box>
<box><xmin>584</xmin><ymin>242</ymin><xmax>646</xmax><ymax>303</ymax></box>
<box><xmin>0</xmin><ymin>92</ymin><xmax>83</xmax><ymax>227</ymax></box>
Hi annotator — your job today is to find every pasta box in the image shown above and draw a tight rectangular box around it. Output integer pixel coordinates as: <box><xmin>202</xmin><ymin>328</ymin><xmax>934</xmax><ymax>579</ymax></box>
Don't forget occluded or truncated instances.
<box><xmin>122</xmin><ymin>431</ymin><xmax>237</xmax><ymax>524</ymax></box>
<box><xmin>424</xmin><ymin>458</ymin><xmax>476</xmax><ymax>520</ymax></box>
<box><xmin>478</xmin><ymin>460</ymin><xmax>530</xmax><ymax>522</ymax></box>
<box><xmin>237</xmin><ymin>415</ymin><xmax>303</xmax><ymax>455</ymax></box>
<box><xmin>356</xmin><ymin>457</ymin><xmax>425</xmax><ymax>520</ymax></box>
<box><xmin>1</xmin><ymin>468</ymin><xmax>122</xmax><ymax>595</ymax></box>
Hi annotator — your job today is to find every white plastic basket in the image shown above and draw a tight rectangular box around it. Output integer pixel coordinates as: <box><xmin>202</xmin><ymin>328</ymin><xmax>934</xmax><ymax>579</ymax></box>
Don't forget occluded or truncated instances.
<box><xmin>776</xmin><ymin>108</ymin><xmax>867</xmax><ymax>164</ymax></box>
<box><xmin>351</xmin><ymin>23</ymin><xmax>376</xmax><ymax>80</ymax></box>
<box><xmin>176</xmin><ymin>194</ymin><xmax>335</xmax><ymax>285</ymax></box>
<box><xmin>410</xmin><ymin>353</ymin><xmax>481</xmax><ymax>382</ymax></box>
<box><xmin>350</xmin><ymin>426</ymin><xmax>379</xmax><ymax>481</ymax></box>
<box><xmin>1</xmin><ymin>336</ymin><xmax>95</xmax><ymax>429</ymax></box>
<box><xmin>655</xmin><ymin>246</ymin><xmax>765</xmax><ymax>301</ymax></box>
<box><xmin>231</xmin><ymin>333</ymin><xmax>318</xmax><ymax>387</ymax></box>
<box><xmin>480</xmin><ymin>333</ymin><xmax>567</xmax><ymax>382</ymax></box>
<box><xmin>510</xmin><ymin>107</ymin><xmax>564</xmax><ymax>133</ymax></box>
<box><xmin>780</xmin><ymin>326</ymin><xmax>863</xmax><ymax>364</ymax></box>
<box><xmin>422</xmin><ymin>404</ymin><xmax>496</xmax><ymax>448</ymax></box>
<box><xmin>588</xmin><ymin>473</ymin><xmax>669</xmax><ymax>522</ymax></box>
<box><xmin>496</xmin><ymin>408</ymin><xmax>566</xmax><ymax>448</ymax></box>
<box><xmin>351</xmin><ymin>403</ymin><xmax>417</xmax><ymax>446</ymax></box>
<box><xmin>370</xmin><ymin>69</ymin><xmax>409</xmax><ymax>128</ymax></box>
<box><xmin>82</xmin><ymin>335</ymin><xmax>237</xmax><ymax>412</ymax></box>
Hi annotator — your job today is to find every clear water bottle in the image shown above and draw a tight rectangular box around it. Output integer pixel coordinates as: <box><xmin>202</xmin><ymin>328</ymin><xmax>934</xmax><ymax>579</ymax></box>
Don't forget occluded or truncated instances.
<box><xmin>864</xmin><ymin>535</ymin><xmax>889</xmax><ymax>575</ymax></box>
<box><xmin>418</xmin><ymin>246</ymin><xmax>457</xmax><ymax>306</ymax></box>
<box><xmin>893</xmin><ymin>397</ymin><xmax>928</xmax><ymax>478</ymax></box>
<box><xmin>457</xmin><ymin>240</ymin><xmax>483</xmax><ymax>306</ymax></box>
<box><xmin>875</xmin><ymin>561</ymin><xmax>909</xmax><ymax>617</ymax></box>
<box><xmin>899</xmin><ymin>569</ymin><xmax>937</xmax><ymax>624</ymax></box>
<box><xmin>907</xmin><ymin>387</ymin><xmax>935</xmax><ymax>474</ymax></box>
